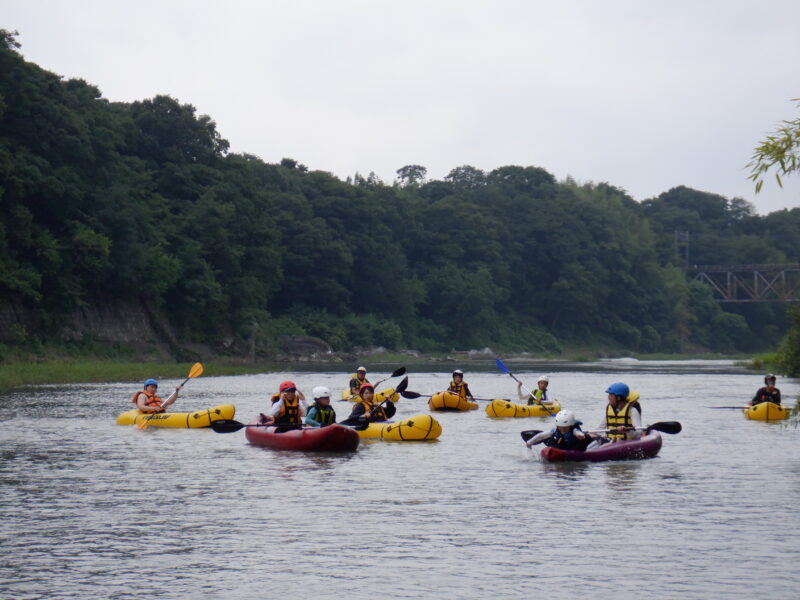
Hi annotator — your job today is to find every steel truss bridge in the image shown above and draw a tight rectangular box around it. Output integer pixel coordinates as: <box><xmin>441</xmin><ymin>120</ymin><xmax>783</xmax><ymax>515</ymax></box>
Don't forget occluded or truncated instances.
<box><xmin>688</xmin><ymin>264</ymin><xmax>800</xmax><ymax>302</ymax></box>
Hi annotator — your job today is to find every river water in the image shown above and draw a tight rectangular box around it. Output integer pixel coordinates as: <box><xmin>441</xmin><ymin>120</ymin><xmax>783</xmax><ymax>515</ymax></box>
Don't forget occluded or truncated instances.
<box><xmin>1</xmin><ymin>360</ymin><xmax>798</xmax><ymax>599</ymax></box>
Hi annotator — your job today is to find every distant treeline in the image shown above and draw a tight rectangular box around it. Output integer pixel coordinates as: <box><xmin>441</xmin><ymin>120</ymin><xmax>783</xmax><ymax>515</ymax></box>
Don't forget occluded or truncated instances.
<box><xmin>2</xmin><ymin>29</ymin><xmax>799</xmax><ymax>357</ymax></box>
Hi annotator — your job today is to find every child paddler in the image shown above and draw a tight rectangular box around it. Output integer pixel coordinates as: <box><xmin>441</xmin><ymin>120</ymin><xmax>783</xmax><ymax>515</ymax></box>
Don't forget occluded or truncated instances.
<box><xmin>344</xmin><ymin>382</ymin><xmax>396</xmax><ymax>425</ymax></box>
<box><xmin>305</xmin><ymin>386</ymin><xmax>337</xmax><ymax>427</ymax></box>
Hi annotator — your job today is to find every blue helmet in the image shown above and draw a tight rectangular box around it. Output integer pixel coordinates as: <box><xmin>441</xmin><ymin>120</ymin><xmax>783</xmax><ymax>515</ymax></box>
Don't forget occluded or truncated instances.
<box><xmin>144</xmin><ymin>378</ymin><xmax>158</xmax><ymax>388</ymax></box>
<box><xmin>605</xmin><ymin>382</ymin><xmax>629</xmax><ymax>398</ymax></box>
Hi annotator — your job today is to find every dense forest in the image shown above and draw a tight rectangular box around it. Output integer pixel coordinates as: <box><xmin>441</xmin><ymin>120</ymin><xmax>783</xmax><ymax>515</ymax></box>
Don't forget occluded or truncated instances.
<box><xmin>2</xmin><ymin>29</ymin><xmax>800</xmax><ymax>360</ymax></box>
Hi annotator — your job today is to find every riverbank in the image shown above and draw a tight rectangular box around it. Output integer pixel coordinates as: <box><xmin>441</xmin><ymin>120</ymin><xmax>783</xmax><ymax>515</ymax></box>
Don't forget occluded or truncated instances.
<box><xmin>0</xmin><ymin>348</ymin><xmax>759</xmax><ymax>391</ymax></box>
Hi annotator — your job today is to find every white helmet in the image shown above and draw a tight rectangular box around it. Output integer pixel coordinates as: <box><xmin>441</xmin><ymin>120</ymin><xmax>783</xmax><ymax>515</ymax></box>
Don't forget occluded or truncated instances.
<box><xmin>554</xmin><ymin>410</ymin><xmax>576</xmax><ymax>427</ymax></box>
<box><xmin>538</xmin><ymin>375</ymin><xmax>549</xmax><ymax>383</ymax></box>
<box><xmin>312</xmin><ymin>386</ymin><xmax>331</xmax><ymax>399</ymax></box>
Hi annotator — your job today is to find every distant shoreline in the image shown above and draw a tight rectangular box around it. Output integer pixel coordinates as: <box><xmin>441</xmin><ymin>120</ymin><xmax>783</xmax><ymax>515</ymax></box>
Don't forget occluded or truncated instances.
<box><xmin>0</xmin><ymin>351</ymin><xmax>758</xmax><ymax>391</ymax></box>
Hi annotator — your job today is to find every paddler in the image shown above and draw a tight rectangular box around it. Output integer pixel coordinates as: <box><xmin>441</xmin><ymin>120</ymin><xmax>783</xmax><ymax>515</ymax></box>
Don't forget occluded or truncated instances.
<box><xmin>525</xmin><ymin>410</ymin><xmax>590</xmax><ymax>450</ymax></box>
<box><xmin>518</xmin><ymin>375</ymin><xmax>554</xmax><ymax>406</ymax></box>
<box><xmin>132</xmin><ymin>378</ymin><xmax>180</xmax><ymax>413</ymax></box>
<box><xmin>348</xmin><ymin>366</ymin><xmax>370</xmax><ymax>397</ymax></box>
<box><xmin>347</xmin><ymin>382</ymin><xmax>396</xmax><ymax>424</ymax></box>
<box><xmin>447</xmin><ymin>369</ymin><xmax>474</xmax><ymax>401</ymax></box>
<box><xmin>749</xmin><ymin>374</ymin><xmax>781</xmax><ymax>406</ymax></box>
<box><xmin>592</xmin><ymin>382</ymin><xmax>641</xmax><ymax>442</ymax></box>
<box><xmin>305</xmin><ymin>386</ymin><xmax>337</xmax><ymax>427</ymax></box>
<box><xmin>269</xmin><ymin>380</ymin><xmax>307</xmax><ymax>427</ymax></box>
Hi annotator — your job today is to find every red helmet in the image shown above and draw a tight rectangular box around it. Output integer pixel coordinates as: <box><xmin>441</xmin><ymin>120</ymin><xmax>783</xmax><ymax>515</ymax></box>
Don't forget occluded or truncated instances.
<box><xmin>359</xmin><ymin>382</ymin><xmax>375</xmax><ymax>393</ymax></box>
<box><xmin>279</xmin><ymin>380</ymin><xmax>297</xmax><ymax>392</ymax></box>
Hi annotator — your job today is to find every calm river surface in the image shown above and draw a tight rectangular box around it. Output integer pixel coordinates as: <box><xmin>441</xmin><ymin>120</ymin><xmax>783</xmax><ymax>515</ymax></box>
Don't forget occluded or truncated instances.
<box><xmin>1</xmin><ymin>360</ymin><xmax>799</xmax><ymax>599</ymax></box>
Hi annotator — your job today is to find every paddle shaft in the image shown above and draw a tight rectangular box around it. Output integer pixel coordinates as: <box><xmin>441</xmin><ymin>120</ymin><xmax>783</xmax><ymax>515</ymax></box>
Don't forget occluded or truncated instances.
<box><xmin>707</xmin><ymin>405</ymin><xmax>782</xmax><ymax>409</ymax></box>
<box><xmin>400</xmin><ymin>390</ymin><xmax>496</xmax><ymax>402</ymax></box>
<box><xmin>495</xmin><ymin>358</ymin><xmax>555</xmax><ymax>417</ymax></box>
<box><xmin>370</xmin><ymin>366</ymin><xmax>407</xmax><ymax>390</ymax></box>
<box><xmin>520</xmin><ymin>421</ymin><xmax>681</xmax><ymax>442</ymax></box>
<box><xmin>211</xmin><ymin>420</ymin><xmax>309</xmax><ymax>434</ymax></box>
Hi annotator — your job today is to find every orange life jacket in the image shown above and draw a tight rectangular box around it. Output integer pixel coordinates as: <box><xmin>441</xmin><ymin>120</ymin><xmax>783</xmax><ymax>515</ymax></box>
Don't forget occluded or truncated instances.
<box><xmin>276</xmin><ymin>394</ymin><xmax>301</xmax><ymax>424</ymax></box>
<box><xmin>358</xmin><ymin>398</ymin><xmax>387</xmax><ymax>421</ymax></box>
<box><xmin>448</xmin><ymin>380</ymin><xmax>468</xmax><ymax>399</ymax></box>
<box><xmin>132</xmin><ymin>390</ymin><xmax>163</xmax><ymax>411</ymax></box>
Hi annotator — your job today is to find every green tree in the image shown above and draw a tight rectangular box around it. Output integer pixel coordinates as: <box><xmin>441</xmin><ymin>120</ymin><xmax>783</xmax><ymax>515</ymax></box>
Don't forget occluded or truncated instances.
<box><xmin>748</xmin><ymin>99</ymin><xmax>800</xmax><ymax>192</ymax></box>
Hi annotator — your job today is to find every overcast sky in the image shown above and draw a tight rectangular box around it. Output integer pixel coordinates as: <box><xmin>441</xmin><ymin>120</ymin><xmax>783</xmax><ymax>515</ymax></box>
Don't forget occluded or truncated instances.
<box><xmin>4</xmin><ymin>0</ymin><xmax>800</xmax><ymax>214</ymax></box>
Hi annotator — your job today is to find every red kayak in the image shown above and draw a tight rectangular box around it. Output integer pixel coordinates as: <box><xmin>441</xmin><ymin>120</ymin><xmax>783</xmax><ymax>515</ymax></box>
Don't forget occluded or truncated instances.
<box><xmin>245</xmin><ymin>422</ymin><xmax>359</xmax><ymax>452</ymax></box>
<box><xmin>540</xmin><ymin>431</ymin><xmax>662</xmax><ymax>462</ymax></box>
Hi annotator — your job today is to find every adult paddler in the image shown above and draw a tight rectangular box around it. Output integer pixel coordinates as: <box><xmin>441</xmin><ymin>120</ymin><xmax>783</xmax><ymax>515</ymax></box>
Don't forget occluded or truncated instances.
<box><xmin>593</xmin><ymin>382</ymin><xmax>642</xmax><ymax>442</ymax></box>
<box><xmin>349</xmin><ymin>366</ymin><xmax>370</xmax><ymax>397</ymax></box>
<box><xmin>132</xmin><ymin>378</ymin><xmax>180</xmax><ymax>413</ymax></box>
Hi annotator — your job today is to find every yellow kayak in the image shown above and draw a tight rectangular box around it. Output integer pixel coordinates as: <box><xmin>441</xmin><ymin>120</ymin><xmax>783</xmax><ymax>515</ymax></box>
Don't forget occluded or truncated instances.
<box><xmin>428</xmin><ymin>390</ymin><xmax>478</xmax><ymax>412</ymax></box>
<box><xmin>347</xmin><ymin>413</ymin><xmax>442</xmax><ymax>441</ymax></box>
<box><xmin>116</xmin><ymin>404</ymin><xmax>236</xmax><ymax>428</ymax></box>
<box><xmin>485</xmin><ymin>398</ymin><xmax>560</xmax><ymax>418</ymax></box>
<box><xmin>341</xmin><ymin>387</ymin><xmax>400</xmax><ymax>403</ymax></box>
<box><xmin>743</xmin><ymin>402</ymin><xmax>789</xmax><ymax>421</ymax></box>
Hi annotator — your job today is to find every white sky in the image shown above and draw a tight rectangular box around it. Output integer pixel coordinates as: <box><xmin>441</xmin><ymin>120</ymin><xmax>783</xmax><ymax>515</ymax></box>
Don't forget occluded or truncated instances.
<box><xmin>4</xmin><ymin>0</ymin><xmax>800</xmax><ymax>214</ymax></box>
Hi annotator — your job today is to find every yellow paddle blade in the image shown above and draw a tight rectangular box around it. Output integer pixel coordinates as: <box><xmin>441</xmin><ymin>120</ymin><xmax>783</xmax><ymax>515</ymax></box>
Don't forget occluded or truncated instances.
<box><xmin>188</xmin><ymin>362</ymin><xmax>204</xmax><ymax>379</ymax></box>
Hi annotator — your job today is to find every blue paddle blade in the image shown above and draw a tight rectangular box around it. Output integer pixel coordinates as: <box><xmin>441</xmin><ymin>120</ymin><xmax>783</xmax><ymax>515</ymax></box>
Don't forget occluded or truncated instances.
<box><xmin>495</xmin><ymin>358</ymin><xmax>509</xmax><ymax>374</ymax></box>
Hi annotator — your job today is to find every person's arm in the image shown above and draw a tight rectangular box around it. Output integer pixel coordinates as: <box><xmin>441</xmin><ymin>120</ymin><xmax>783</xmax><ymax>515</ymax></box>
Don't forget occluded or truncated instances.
<box><xmin>349</xmin><ymin>403</ymin><xmax>366</xmax><ymax>419</ymax></box>
<box><xmin>298</xmin><ymin>396</ymin><xmax>308</xmax><ymax>417</ymax></box>
<box><xmin>775</xmin><ymin>389</ymin><xmax>782</xmax><ymax>404</ymax></box>
<box><xmin>516</xmin><ymin>382</ymin><xmax>528</xmax><ymax>401</ymax></box>
<box><xmin>383</xmin><ymin>401</ymin><xmax>396</xmax><ymax>419</ymax></box>
<box><xmin>134</xmin><ymin>392</ymin><xmax>153</xmax><ymax>412</ymax></box>
<box><xmin>526</xmin><ymin>429</ymin><xmax>553</xmax><ymax>447</ymax></box>
<box><xmin>162</xmin><ymin>386</ymin><xmax>180</xmax><ymax>409</ymax></box>
<box><xmin>628</xmin><ymin>407</ymin><xmax>642</xmax><ymax>439</ymax></box>
<box><xmin>463</xmin><ymin>384</ymin><xmax>474</xmax><ymax>400</ymax></box>
<box><xmin>269</xmin><ymin>399</ymin><xmax>284</xmax><ymax>418</ymax></box>
<box><xmin>305</xmin><ymin>406</ymin><xmax>321</xmax><ymax>427</ymax></box>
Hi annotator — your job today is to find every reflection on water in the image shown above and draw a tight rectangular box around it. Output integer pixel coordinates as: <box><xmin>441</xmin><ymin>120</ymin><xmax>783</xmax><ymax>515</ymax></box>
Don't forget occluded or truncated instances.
<box><xmin>0</xmin><ymin>362</ymin><xmax>799</xmax><ymax>599</ymax></box>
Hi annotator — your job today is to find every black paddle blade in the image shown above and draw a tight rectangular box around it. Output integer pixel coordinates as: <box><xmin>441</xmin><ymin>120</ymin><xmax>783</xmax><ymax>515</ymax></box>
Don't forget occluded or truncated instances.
<box><xmin>395</xmin><ymin>376</ymin><xmax>409</xmax><ymax>394</ymax></box>
<box><xmin>400</xmin><ymin>390</ymin><xmax>423</xmax><ymax>399</ymax></box>
<box><xmin>210</xmin><ymin>419</ymin><xmax>246</xmax><ymax>433</ymax></box>
<box><xmin>520</xmin><ymin>430</ymin><xmax>542</xmax><ymax>442</ymax></box>
<box><xmin>648</xmin><ymin>421</ymin><xmax>682</xmax><ymax>434</ymax></box>
<box><xmin>391</xmin><ymin>366</ymin><xmax>407</xmax><ymax>377</ymax></box>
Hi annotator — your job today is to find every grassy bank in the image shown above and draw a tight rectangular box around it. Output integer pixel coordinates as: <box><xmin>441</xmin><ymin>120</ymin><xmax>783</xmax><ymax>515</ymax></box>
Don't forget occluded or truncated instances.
<box><xmin>0</xmin><ymin>361</ymin><xmax>283</xmax><ymax>391</ymax></box>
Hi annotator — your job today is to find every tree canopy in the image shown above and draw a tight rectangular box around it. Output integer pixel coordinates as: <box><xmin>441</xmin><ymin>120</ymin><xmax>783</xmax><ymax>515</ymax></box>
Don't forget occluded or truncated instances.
<box><xmin>2</xmin><ymin>30</ymin><xmax>799</xmax><ymax>358</ymax></box>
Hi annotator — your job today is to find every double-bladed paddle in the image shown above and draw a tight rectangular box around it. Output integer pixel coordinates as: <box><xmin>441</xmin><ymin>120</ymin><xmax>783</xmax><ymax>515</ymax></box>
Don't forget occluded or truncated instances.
<box><xmin>137</xmin><ymin>362</ymin><xmax>204</xmax><ymax>430</ymax></box>
<box><xmin>495</xmin><ymin>358</ymin><xmax>556</xmax><ymax>417</ymax></box>
<box><xmin>211</xmin><ymin>420</ymin><xmax>306</xmax><ymax>434</ymax></box>
<box><xmin>371</xmin><ymin>366</ymin><xmax>407</xmax><ymax>389</ymax></box>
<box><xmin>399</xmin><ymin>390</ymin><xmax>498</xmax><ymax>402</ymax></box>
<box><xmin>519</xmin><ymin>420</ymin><xmax>682</xmax><ymax>443</ymax></box>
